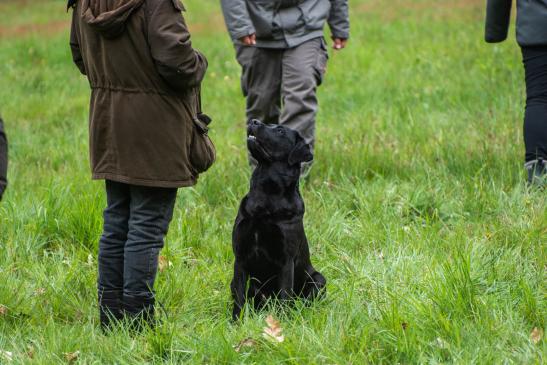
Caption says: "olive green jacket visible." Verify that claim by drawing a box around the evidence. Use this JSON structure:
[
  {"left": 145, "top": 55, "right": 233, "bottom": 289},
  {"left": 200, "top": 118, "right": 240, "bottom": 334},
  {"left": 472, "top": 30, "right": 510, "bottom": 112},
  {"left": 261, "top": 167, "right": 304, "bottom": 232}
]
[{"left": 70, "top": 0, "right": 208, "bottom": 188}]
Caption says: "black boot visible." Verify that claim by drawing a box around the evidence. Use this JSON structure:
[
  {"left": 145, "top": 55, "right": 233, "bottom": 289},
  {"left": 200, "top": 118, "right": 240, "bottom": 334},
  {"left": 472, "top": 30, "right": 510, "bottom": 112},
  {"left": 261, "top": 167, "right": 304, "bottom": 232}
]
[
  {"left": 98, "top": 289, "right": 123, "bottom": 331},
  {"left": 123, "top": 294, "right": 156, "bottom": 332},
  {"left": 525, "top": 158, "right": 546, "bottom": 187}
]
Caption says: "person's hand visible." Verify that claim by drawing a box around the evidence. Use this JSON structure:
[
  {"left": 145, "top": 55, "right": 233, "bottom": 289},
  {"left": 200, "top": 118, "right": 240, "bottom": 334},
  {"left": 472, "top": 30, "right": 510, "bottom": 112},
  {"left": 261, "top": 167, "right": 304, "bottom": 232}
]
[
  {"left": 332, "top": 38, "right": 348, "bottom": 50},
  {"left": 239, "top": 33, "right": 256, "bottom": 46}
]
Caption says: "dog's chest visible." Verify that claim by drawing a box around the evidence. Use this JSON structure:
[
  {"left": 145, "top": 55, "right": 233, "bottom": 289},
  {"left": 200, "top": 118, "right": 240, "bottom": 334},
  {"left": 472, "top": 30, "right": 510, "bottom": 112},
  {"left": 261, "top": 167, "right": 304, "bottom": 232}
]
[
  {"left": 235, "top": 195, "right": 304, "bottom": 266},
  {"left": 247, "top": 223, "right": 287, "bottom": 262}
]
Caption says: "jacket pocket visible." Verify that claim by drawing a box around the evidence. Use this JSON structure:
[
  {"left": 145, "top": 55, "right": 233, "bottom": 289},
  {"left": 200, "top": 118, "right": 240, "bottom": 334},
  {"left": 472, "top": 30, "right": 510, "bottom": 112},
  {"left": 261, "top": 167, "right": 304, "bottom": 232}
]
[
  {"left": 188, "top": 114, "right": 216, "bottom": 174},
  {"left": 298, "top": 0, "right": 331, "bottom": 31},
  {"left": 181, "top": 89, "right": 216, "bottom": 175}
]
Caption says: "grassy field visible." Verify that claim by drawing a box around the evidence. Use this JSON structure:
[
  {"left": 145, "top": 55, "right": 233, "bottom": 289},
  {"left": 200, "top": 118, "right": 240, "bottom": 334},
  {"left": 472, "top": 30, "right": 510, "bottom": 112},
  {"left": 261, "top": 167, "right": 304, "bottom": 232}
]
[{"left": 0, "top": 0, "right": 545, "bottom": 363}]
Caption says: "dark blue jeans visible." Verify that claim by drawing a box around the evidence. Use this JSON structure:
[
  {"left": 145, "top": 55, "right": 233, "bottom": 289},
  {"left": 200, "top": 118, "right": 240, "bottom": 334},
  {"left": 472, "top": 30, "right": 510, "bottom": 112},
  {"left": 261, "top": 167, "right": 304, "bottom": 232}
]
[
  {"left": 522, "top": 46, "right": 547, "bottom": 163},
  {"left": 98, "top": 180, "right": 177, "bottom": 300}
]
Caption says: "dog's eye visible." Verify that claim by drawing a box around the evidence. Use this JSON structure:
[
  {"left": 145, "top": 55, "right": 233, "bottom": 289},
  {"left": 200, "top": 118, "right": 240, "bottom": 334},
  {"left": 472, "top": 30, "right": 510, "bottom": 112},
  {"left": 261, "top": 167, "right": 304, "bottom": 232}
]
[{"left": 277, "top": 128, "right": 284, "bottom": 134}]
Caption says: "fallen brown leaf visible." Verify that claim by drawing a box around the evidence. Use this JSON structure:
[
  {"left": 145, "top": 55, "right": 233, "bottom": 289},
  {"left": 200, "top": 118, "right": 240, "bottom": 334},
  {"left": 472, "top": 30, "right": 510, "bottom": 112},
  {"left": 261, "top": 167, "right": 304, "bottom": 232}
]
[
  {"left": 0, "top": 305, "right": 7, "bottom": 316},
  {"left": 263, "top": 315, "right": 284, "bottom": 343},
  {"left": 265, "top": 315, "right": 280, "bottom": 329},
  {"left": 158, "top": 256, "right": 172, "bottom": 272},
  {"left": 233, "top": 338, "right": 257, "bottom": 353},
  {"left": 401, "top": 322, "right": 409, "bottom": 331},
  {"left": 531, "top": 327, "right": 543, "bottom": 344},
  {"left": 27, "top": 346, "right": 35, "bottom": 359},
  {"left": 64, "top": 351, "right": 80, "bottom": 363}
]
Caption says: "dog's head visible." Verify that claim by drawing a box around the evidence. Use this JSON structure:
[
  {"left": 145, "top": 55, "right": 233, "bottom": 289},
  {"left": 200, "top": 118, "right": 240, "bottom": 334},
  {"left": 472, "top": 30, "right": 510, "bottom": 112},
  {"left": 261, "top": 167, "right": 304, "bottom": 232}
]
[{"left": 247, "top": 119, "right": 313, "bottom": 166}]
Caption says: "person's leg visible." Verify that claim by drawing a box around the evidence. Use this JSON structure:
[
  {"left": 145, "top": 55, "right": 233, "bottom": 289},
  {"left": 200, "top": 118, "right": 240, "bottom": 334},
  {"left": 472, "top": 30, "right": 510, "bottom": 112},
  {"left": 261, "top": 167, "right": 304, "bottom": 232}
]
[
  {"left": 236, "top": 46, "right": 283, "bottom": 125},
  {"left": 236, "top": 46, "right": 283, "bottom": 166},
  {"left": 0, "top": 117, "right": 7, "bottom": 201},
  {"left": 97, "top": 180, "right": 130, "bottom": 329},
  {"left": 522, "top": 46, "right": 547, "bottom": 185},
  {"left": 280, "top": 37, "right": 328, "bottom": 175},
  {"left": 123, "top": 185, "right": 177, "bottom": 329}
]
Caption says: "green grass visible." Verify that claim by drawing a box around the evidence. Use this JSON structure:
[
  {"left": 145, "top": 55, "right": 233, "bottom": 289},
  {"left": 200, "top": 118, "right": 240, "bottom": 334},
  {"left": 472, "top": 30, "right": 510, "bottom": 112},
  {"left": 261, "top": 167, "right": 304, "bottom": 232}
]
[{"left": 0, "top": 0, "right": 545, "bottom": 363}]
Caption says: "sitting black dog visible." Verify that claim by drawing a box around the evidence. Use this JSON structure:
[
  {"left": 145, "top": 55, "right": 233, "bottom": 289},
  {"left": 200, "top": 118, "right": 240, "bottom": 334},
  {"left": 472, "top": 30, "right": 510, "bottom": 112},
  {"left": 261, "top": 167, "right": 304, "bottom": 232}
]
[{"left": 231, "top": 119, "right": 326, "bottom": 320}]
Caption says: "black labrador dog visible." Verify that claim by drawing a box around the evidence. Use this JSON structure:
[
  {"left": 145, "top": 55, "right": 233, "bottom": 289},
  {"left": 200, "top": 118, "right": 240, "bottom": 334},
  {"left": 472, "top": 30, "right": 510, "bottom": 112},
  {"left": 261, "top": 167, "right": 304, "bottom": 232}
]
[{"left": 231, "top": 119, "right": 326, "bottom": 320}]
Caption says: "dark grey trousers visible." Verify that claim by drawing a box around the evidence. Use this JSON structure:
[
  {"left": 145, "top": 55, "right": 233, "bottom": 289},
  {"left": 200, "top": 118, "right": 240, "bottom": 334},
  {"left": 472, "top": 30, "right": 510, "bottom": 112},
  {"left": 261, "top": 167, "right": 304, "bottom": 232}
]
[
  {"left": 98, "top": 180, "right": 177, "bottom": 300},
  {"left": 236, "top": 37, "right": 329, "bottom": 149},
  {"left": 0, "top": 117, "right": 7, "bottom": 200}
]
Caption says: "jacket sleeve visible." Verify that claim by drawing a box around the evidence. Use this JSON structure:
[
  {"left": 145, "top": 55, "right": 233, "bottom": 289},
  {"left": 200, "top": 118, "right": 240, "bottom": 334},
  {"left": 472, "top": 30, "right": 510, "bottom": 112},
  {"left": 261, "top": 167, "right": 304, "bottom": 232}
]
[
  {"left": 220, "top": 0, "right": 256, "bottom": 41},
  {"left": 70, "top": 6, "right": 86, "bottom": 75},
  {"left": 147, "top": 0, "right": 208, "bottom": 92},
  {"left": 328, "top": 0, "right": 350, "bottom": 39},
  {"left": 0, "top": 118, "right": 8, "bottom": 201},
  {"left": 485, "top": 0, "right": 512, "bottom": 43}
]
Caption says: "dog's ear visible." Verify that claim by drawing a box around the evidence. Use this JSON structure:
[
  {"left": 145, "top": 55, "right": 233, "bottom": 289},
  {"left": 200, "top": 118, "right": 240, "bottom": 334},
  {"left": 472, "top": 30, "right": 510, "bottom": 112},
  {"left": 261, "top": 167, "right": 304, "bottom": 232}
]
[{"left": 288, "top": 140, "right": 313, "bottom": 166}]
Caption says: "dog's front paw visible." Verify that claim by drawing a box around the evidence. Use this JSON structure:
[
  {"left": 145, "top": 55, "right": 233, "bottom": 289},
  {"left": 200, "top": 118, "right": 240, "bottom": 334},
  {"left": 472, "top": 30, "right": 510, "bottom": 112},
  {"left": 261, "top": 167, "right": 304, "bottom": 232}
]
[{"left": 231, "top": 307, "right": 242, "bottom": 322}]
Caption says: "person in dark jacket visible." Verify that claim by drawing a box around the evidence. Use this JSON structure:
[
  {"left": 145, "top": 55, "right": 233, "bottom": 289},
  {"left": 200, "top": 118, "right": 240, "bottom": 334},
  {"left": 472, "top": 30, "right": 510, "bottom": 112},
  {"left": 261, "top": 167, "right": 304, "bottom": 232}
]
[
  {"left": 69, "top": 0, "right": 208, "bottom": 330},
  {"left": 221, "top": 0, "right": 349, "bottom": 176},
  {"left": 485, "top": 0, "right": 547, "bottom": 186},
  {"left": 0, "top": 116, "right": 7, "bottom": 201}
]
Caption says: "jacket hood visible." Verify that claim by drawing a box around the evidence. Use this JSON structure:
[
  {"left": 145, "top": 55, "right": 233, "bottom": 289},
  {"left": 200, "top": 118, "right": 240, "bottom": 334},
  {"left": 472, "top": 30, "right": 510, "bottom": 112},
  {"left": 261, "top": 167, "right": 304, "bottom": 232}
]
[{"left": 79, "top": 0, "right": 144, "bottom": 39}]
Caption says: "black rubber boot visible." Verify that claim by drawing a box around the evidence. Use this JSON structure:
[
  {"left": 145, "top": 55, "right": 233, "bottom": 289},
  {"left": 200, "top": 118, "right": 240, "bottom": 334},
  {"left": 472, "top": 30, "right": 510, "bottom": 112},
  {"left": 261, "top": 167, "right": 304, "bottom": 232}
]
[
  {"left": 525, "top": 158, "right": 546, "bottom": 187},
  {"left": 98, "top": 289, "right": 123, "bottom": 331},
  {"left": 123, "top": 294, "right": 156, "bottom": 332}
]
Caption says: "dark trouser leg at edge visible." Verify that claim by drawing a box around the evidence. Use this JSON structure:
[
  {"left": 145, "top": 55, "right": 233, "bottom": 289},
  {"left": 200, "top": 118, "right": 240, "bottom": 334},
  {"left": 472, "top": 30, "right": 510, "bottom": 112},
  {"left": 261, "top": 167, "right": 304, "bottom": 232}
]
[
  {"left": 522, "top": 46, "right": 547, "bottom": 186},
  {"left": 0, "top": 117, "right": 8, "bottom": 201}
]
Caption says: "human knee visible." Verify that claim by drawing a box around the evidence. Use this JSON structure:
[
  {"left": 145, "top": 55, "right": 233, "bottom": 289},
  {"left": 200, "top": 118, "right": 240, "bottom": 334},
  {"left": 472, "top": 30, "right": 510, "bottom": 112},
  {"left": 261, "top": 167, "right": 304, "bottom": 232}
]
[
  {"left": 288, "top": 74, "right": 317, "bottom": 95},
  {"left": 527, "top": 93, "right": 547, "bottom": 106},
  {"left": 126, "top": 214, "right": 170, "bottom": 249},
  {"left": 101, "top": 213, "right": 129, "bottom": 246}
]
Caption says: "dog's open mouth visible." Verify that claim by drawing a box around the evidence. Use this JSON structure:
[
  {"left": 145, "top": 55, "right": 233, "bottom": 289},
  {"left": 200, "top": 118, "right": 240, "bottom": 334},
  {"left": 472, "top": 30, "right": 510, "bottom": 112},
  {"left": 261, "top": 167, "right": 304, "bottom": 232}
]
[
  {"left": 247, "top": 132, "right": 261, "bottom": 147},
  {"left": 247, "top": 129, "right": 259, "bottom": 143},
  {"left": 247, "top": 132, "right": 272, "bottom": 161}
]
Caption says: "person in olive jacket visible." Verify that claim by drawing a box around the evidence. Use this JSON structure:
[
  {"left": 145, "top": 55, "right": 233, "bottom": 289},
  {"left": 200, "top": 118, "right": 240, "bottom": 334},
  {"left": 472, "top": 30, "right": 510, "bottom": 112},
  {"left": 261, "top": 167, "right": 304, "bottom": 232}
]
[
  {"left": 485, "top": 0, "right": 547, "bottom": 186},
  {"left": 69, "top": 0, "right": 207, "bottom": 330},
  {"left": 0, "top": 116, "right": 7, "bottom": 201}
]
